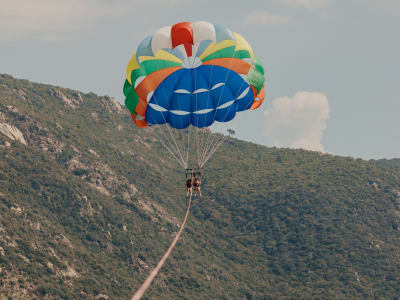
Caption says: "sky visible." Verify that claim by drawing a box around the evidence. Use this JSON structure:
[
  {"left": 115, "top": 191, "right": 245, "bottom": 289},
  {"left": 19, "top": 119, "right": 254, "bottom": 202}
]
[{"left": 1, "top": 0, "right": 399, "bottom": 159}]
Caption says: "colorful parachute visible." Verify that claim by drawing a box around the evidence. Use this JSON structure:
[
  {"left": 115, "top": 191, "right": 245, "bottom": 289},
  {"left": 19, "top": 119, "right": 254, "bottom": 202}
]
[
  {"left": 123, "top": 21, "right": 265, "bottom": 168},
  {"left": 123, "top": 21, "right": 265, "bottom": 129}
]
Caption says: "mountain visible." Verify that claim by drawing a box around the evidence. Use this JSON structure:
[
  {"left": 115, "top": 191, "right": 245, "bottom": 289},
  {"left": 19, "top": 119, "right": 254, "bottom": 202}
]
[
  {"left": 1, "top": 73, "right": 399, "bottom": 299},
  {"left": 372, "top": 158, "right": 400, "bottom": 173}
]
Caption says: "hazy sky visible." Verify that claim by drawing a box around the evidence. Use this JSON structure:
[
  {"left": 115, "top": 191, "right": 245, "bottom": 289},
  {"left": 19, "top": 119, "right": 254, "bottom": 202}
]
[{"left": 1, "top": 0, "right": 399, "bottom": 159}]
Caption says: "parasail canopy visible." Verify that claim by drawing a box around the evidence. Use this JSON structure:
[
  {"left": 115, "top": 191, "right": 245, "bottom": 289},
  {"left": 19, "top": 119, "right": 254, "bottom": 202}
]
[{"left": 123, "top": 21, "right": 266, "bottom": 168}]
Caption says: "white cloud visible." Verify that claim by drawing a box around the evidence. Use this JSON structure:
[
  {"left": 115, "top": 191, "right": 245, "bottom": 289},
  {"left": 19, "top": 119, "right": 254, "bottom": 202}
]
[
  {"left": 244, "top": 11, "right": 291, "bottom": 25},
  {"left": 264, "top": 92, "right": 330, "bottom": 152},
  {"left": 279, "top": 0, "right": 331, "bottom": 9}
]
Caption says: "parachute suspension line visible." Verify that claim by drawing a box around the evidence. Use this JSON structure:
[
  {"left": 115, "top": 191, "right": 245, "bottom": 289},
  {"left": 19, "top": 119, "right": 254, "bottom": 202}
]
[
  {"left": 156, "top": 125, "right": 186, "bottom": 168},
  {"left": 151, "top": 120, "right": 186, "bottom": 168},
  {"left": 201, "top": 41, "right": 249, "bottom": 167},
  {"left": 200, "top": 130, "right": 218, "bottom": 166},
  {"left": 200, "top": 45, "right": 236, "bottom": 166},
  {"left": 199, "top": 128, "right": 208, "bottom": 167},
  {"left": 199, "top": 128, "right": 206, "bottom": 164},
  {"left": 194, "top": 128, "right": 198, "bottom": 167},
  {"left": 186, "top": 126, "right": 190, "bottom": 167},
  {"left": 148, "top": 126, "right": 185, "bottom": 168},
  {"left": 175, "top": 80, "right": 188, "bottom": 168},
  {"left": 200, "top": 133, "right": 220, "bottom": 167},
  {"left": 197, "top": 128, "right": 202, "bottom": 167},
  {"left": 130, "top": 193, "right": 193, "bottom": 300},
  {"left": 181, "top": 127, "right": 189, "bottom": 169},
  {"left": 197, "top": 47, "right": 217, "bottom": 168},
  {"left": 193, "top": 69, "right": 201, "bottom": 168},
  {"left": 200, "top": 63, "right": 249, "bottom": 167},
  {"left": 151, "top": 71, "right": 187, "bottom": 167},
  {"left": 201, "top": 134, "right": 228, "bottom": 167},
  {"left": 200, "top": 131, "right": 212, "bottom": 165},
  {"left": 156, "top": 120, "right": 186, "bottom": 168}
]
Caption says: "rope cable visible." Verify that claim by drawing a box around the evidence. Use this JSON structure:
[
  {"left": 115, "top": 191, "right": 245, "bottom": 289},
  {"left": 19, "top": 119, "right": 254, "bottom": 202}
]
[{"left": 131, "top": 193, "right": 193, "bottom": 300}]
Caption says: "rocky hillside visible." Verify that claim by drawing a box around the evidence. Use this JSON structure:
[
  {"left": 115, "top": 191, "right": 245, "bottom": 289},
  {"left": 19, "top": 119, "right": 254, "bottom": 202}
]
[{"left": 1, "top": 74, "right": 399, "bottom": 299}]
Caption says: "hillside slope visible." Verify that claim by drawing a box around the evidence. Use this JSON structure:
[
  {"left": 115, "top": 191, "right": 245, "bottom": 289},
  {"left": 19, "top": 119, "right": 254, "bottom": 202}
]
[
  {"left": 1, "top": 74, "right": 399, "bottom": 299},
  {"left": 373, "top": 158, "right": 400, "bottom": 173}
]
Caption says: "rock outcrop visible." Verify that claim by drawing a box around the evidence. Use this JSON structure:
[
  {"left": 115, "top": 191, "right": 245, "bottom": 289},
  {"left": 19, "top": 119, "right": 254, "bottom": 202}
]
[
  {"left": 48, "top": 88, "right": 80, "bottom": 109},
  {"left": 0, "top": 123, "right": 26, "bottom": 145}
]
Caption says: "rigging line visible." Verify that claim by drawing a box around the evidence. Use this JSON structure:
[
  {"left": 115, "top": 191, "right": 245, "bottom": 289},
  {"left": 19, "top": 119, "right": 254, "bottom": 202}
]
[
  {"left": 203, "top": 133, "right": 222, "bottom": 163},
  {"left": 149, "top": 126, "right": 184, "bottom": 168},
  {"left": 197, "top": 128, "right": 201, "bottom": 167},
  {"left": 200, "top": 130, "right": 214, "bottom": 167},
  {"left": 150, "top": 106, "right": 186, "bottom": 167},
  {"left": 186, "top": 126, "right": 190, "bottom": 168},
  {"left": 182, "top": 127, "right": 189, "bottom": 169},
  {"left": 152, "top": 125, "right": 182, "bottom": 166},
  {"left": 202, "top": 39, "right": 237, "bottom": 161},
  {"left": 200, "top": 121, "right": 217, "bottom": 165},
  {"left": 201, "top": 67, "right": 249, "bottom": 167},
  {"left": 175, "top": 67, "right": 187, "bottom": 167},
  {"left": 152, "top": 109, "right": 186, "bottom": 167},
  {"left": 174, "top": 96, "right": 185, "bottom": 168},
  {"left": 158, "top": 135, "right": 185, "bottom": 168},
  {"left": 201, "top": 134, "right": 228, "bottom": 167},
  {"left": 201, "top": 134, "right": 225, "bottom": 167},
  {"left": 198, "top": 43, "right": 218, "bottom": 167},
  {"left": 131, "top": 193, "right": 193, "bottom": 300},
  {"left": 199, "top": 128, "right": 205, "bottom": 164},
  {"left": 200, "top": 128, "right": 219, "bottom": 166},
  {"left": 152, "top": 68, "right": 187, "bottom": 166},
  {"left": 201, "top": 53, "right": 249, "bottom": 167},
  {"left": 193, "top": 68, "right": 201, "bottom": 168},
  {"left": 199, "top": 112, "right": 214, "bottom": 162},
  {"left": 197, "top": 128, "right": 204, "bottom": 168},
  {"left": 154, "top": 124, "right": 186, "bottom": 168},
  {"left": 152, "top": 125, "right": 180, "bottom": 161},
  {"left": 178, "top": 127, "right": 187, "bottom": 169},
  {"left": 200, "top": 127, "right": 207, "bottom": 164},
  {"left": 202, "top": 131, "right": 229, "bottom": 166}
]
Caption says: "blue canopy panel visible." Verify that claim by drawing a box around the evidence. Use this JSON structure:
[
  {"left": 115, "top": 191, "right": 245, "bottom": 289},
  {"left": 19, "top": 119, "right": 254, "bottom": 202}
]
[{"left": 145, "top": 65, "right": 254, "bottom": 129}]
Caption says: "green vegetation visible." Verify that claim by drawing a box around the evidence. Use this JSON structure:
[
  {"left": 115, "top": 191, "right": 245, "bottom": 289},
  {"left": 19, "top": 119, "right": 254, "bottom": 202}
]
[
  {"left": 0, "top": 74, "right": 399, "bottom": 299},
  {"left": 373, "top": 158, "right": 400, "bottom": 172}
]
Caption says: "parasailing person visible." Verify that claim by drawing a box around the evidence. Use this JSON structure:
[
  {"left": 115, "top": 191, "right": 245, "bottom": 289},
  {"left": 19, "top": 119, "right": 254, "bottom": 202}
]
[
  {"left": 186, "top": 178, "right": 193, "bottom": 197},
  {"left": 193, "top": 177, "right": 201, "bottom": 197}
]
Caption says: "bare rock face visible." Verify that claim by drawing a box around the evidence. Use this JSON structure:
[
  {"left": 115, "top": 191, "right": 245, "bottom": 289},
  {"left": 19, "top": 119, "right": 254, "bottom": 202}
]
[
  {"left": 91, "top": 112, "right": 99, "bottom": 121},
  {"left": 38, "top": 135, "right": 64, "bottom": 153},
  {"left": 73, "top": 92, "right": 83, "bottom": 102},
  {"left": 48, "top": 88, "right": 80, "bottom": 109},
  {"left": 129, "top": 183, "right": 138, "bottom": 194},
  {"left": 6, "top": 105, "right": 18, "bottom": 113},
  {"left": 100, "top": 96, "right": 122, "bottom": 114},
  {"left": 12, "top": 89, "right": 27, "bottom": 100},
  {"left": 67, "top": 158, "right": 87, "bottom": 171},
  {"left": 0, "top": 123, "right": 27, "bottom": 145},
  {"left": 89, "top": 148, "right": 100, "bottom": 157}
]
